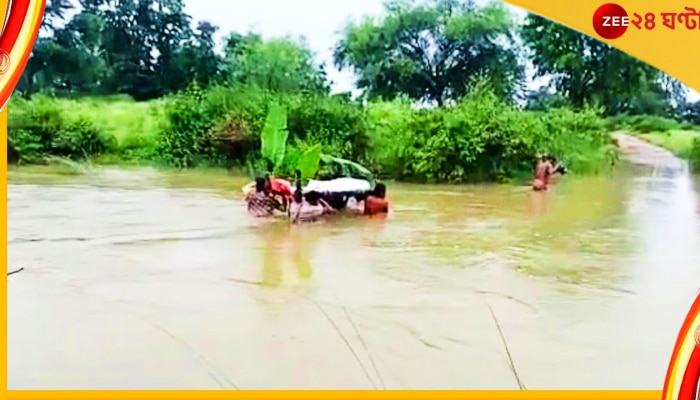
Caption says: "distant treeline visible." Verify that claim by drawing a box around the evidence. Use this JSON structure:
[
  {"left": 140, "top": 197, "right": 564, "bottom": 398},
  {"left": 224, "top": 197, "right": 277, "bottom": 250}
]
[
  {"left": 22, "top": 0, "right": 700, "bottom": 121},
  {"left": 8, "top": 0, "right": 700, "bottom": 177}
]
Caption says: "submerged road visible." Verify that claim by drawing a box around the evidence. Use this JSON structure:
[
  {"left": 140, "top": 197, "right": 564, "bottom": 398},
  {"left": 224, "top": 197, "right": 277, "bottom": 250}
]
[{"left": 7, "top": 134, "right": 700, "bottom": 389}]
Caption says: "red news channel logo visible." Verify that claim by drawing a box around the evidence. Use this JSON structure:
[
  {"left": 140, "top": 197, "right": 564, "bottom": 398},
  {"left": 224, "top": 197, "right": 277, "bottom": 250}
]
[
  {"left": 593, "top": 3, "right": 631, "bottom": 39},
  {"left": 593, "top": 3, "right": 700, "bottom": 39},
  {"left": 0, "top": 50, "right": 9, "bottom": 75}
]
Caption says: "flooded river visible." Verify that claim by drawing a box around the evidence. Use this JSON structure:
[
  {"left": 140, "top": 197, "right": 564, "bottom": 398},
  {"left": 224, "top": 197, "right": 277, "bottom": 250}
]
[{"left": 8, "top": 137, "right": 700, "bottom": 390}]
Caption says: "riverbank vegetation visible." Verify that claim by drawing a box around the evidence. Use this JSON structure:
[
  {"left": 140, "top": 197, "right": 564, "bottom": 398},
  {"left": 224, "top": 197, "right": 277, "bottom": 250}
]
[
  {"left": 8, "top": 0, "right": 700, "bottom": 181},
  {"left": 635, "top": 130, "right": 700, "bottom": 159}
]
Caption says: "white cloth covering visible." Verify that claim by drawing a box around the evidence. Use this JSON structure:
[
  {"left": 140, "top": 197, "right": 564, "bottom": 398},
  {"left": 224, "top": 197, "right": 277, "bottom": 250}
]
[{"left": 303, "top": 178, "right": 371, "bottom": 193}]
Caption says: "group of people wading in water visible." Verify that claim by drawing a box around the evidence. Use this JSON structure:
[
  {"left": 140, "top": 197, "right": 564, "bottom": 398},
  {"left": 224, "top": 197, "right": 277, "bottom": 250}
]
[
  {"left": 246, "top": 154, "right": 563, "bottom": 222},
  {"left": 246, "top": 170, "right": 389, "bottom": 223}
]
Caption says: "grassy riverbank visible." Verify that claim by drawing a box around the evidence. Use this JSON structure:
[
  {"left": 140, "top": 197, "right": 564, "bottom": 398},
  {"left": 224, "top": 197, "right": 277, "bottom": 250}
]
[
  {"left": 10, "top": 88, "right": 700, "bottom": 180},
  {"left": 604, "top": 114, "right": 700, "bottom": 171},
  {"left": 636, "top": 130, "right": 698, "bottom": 154},
  {"left": 17, "top": 0, "right": 700, "bottom": 182},
  {"left": 7, "top": 82, "right": 623, "bottom": 184},
  {"left": 634, "top": 131, "right": 700, "bottom": 168}
]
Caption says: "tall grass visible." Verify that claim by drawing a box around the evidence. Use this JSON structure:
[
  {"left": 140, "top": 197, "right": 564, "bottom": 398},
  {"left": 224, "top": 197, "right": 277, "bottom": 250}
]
[
  {"left": 636, "top": 130, "right": 700, "bottom": 158},
  {"left": 74, "top": 96, "right": 167, "bottom": 151},
  {"left": 8, "top": 95, "right": 167, "bottom": 163},
  {"left": 689, "top": 138, "right": 700, "bottom": 172},
  {"left": 605, "top": 114, "right": 698, "bottom": 133},
  {"left": 601, "top": 113, "right": 700, "bottom": 171}
]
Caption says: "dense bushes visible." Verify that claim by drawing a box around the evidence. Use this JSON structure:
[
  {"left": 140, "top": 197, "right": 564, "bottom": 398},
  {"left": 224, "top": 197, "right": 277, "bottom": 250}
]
[
  {"left": 151, "top": 81, "right": 616, "bottom": 182},
  {"left": 364, "top": 82, "right": 616, "bottom": 182},
  {"left": 8, "top": 82, "right": 619, "bottom": 182},
  {"left": 8, "top": 96, "right": 118, "bottom": 163},
  {"left": 689, "top": 138, "right": 700, "bottom": 173},
  {"left": 605, "top": 114, "right": 697, "bottom": 133},
  {"left": 153, "top": 85, "right": 370, "bottom": 170},
  {"left": 7, "top": 95, "right": 167, "bottom": 164}
]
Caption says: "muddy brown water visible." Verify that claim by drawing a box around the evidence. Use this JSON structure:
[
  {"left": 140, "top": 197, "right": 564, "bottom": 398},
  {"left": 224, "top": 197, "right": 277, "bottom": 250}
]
[{"left": 8, "top": 139, "right": 700, "bottom": 389}]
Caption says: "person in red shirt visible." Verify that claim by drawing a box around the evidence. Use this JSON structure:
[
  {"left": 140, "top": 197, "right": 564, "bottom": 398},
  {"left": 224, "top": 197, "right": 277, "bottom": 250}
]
[
  {"left": 364, "top": 182, "right": 389, "bottom": 216},
  {"left": 265, "top": 174, "right": 293, "bottom": 211},
  {"left": 247, "top": 178, "right": 285, "bottom": 217}
]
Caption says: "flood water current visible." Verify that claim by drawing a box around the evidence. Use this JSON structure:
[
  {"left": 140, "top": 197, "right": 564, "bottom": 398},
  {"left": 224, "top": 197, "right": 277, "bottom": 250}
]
[{"left": 7, "top": 135, "right": 700, "bottom": 389}]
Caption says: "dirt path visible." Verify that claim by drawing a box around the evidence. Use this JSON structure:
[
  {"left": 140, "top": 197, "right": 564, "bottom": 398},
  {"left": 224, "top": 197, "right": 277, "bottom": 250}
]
[{"left": 613, "top": 132, "right": 687, "bottom": 169}]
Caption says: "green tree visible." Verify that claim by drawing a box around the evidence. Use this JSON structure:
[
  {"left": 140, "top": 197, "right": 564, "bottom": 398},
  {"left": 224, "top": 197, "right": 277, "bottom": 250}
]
[
  {"left": 524, "top": 86, "right": 569, "bottom": 111},
  {"left": 226, "top": 35, "right": 329, "bottom": 95},
  {"left": 173, "top": 21, "right": 225, "bottom": 90},
  {"left": 43, "top": 0, "right": 74, "bottom": 32},
  {"left": 20, "top": 0, "right": 217, "bottom": 99},
  {"left": 19, "top": 13, "right": 108, "bottom": 96},
  {"left": 521, "top": 14, "right": 685, "bottom": 116},
  {"left": 149, "top": 0, "right": 197, "bottom": 95},
  {"left": 98, "top": 0, "right": 194, "bottom": 98},
  {"left": 676, "top": 99, "right": 700, "bottom": 125},
  {"left": 333, "top": 0, "right": 523, "bottom": 105}
]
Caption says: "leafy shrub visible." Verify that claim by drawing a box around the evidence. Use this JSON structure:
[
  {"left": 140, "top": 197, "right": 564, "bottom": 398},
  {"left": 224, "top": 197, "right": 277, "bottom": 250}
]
[
  {"left": 9, "top": 81, "right": 617, "bottom": 183},
  {"left": 156, "top": 86, "right": 222, "bottom": 168},
  {"left": 8, "top": 129, "right": 44, "bottom": 163},
  {"left": 155, "top": 84, "right": 373, "bottom": 170},
  {"left": 207, "top": 113, "right": 258, "bottom": 167},
  {"left": 689, "top": 138, "right": 700, "bottom": 173},
  {"left": 538, "top": 107, "right": 616, "bottom": 175},
  {"left": 630, "top": 115, "right": 682, "bottom": 133},
  {"left": 608, "top": 114, "right": 683, "bottom": 133},
  {"left": 363, "top": 79, "right": 615, "bottom": 182},
  {"left": 286, "top": 94, "right": 370, "bottom": 162},
  {"left": 361, "top": 97, "right": 414, "bottom": 178},
  {"left": 51, "top": 118, "right": 117, "bottom": 158},
  {"left": 8, "top": 95, "right": 116, "bottom": 163},
  {"left": 603, "top": 115, "right": 627, "bottom": 132}
]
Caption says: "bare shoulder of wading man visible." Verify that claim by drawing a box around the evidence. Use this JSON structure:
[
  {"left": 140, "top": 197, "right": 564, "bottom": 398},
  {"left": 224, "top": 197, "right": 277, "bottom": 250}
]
[{"left": 365, "top": 182, "right": 389, "bottom": 216}]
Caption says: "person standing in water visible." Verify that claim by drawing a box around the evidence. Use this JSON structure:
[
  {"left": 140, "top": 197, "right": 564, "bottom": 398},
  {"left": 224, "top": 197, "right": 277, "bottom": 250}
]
[
  {"left": 533, "top": 155, "right": 565, "bottom": 191},
  {"left": 247, "top": 177, "right": 284, "bottom": 217},
  {"left": 291, "top": 191, "right": 335, "bottom": 223},
  {"left": 265, "top": 174, "right": 293, "bottom": 211},
  {"left": 532, "top": 155, "right": 548, "bottom": 191},
  {"left": 364, "top": 182, "right": 389, "bottom": 216},
  {"left": 288, "top": 170, "right": 335, "bottom": 223}
]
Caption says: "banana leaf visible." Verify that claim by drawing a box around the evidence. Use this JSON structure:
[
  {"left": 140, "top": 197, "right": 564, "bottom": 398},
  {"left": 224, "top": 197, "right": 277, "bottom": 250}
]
[
  {"left": 260, "top": 103, "right": 289, "bottom": 170},
  {"left": 245, "top": 157, "right": 268, "bottom": 180},
  {"left": 319, "top": 154, "right": 374, "bottom": 181},
  {"left": 296, "top": 144, "right": 322, "bottom": 180}
]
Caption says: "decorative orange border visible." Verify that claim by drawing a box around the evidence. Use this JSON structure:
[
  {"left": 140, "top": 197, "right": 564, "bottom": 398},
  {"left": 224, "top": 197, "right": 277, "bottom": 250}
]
[
  {"left": 1, "top": 391, "right": 665, "bottom": 399},
  {"left": 0, "top": 0, "right": 44, "bottom": 110},
  {"left": 1, "top": 0, "right": 699, "bottom": 398},
  {"left": 663, "top": 292, "right": 700, "bottom": 400},
  {"left": 2, "top": 103, "right": 8, "bottom": 397}
]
